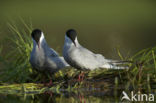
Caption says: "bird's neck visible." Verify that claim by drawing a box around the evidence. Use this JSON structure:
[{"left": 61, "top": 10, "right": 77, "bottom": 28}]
[
  {"left": 32, "top": 38, "right": 49, "bottom": 53},
  {"left": 74, "top": 37, "right": 79, "bottom": 46}
]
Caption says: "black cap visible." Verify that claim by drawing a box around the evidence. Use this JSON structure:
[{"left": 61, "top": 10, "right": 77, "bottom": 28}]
[
  {"left": 31, "top": 29, "right": 42, "bottom": 44},
  {"left": 66, "top": 29, "right": 77, "bottom": 46}
]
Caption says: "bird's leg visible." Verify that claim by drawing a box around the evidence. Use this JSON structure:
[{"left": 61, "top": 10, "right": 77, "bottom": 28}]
[
  {"left": 47, "top": 74, "right": 53, "bottom": 87},
  {"left": 48, "top": 79, "right": 53, "bottom": 86},
  {"left": 43, "top": 74, "right": 53, "bottom": 87},
  {"left": 78, "top": 71, "right": 85, "bottom": 82},
  {"left": 44, "top": 79, "right": 53, "bottom": 87}
]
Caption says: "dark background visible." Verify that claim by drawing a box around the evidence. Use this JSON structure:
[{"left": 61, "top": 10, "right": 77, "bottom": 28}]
[{"left": 0, "top": 0, "right": 156, "bottom": 59}]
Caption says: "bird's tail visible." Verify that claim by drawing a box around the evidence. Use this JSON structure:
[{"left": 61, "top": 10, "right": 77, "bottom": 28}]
[
  {"left": 106, "top": 59, "right": 132, "bottom": 65},
  {"left": 101, "top": 59, "right": 132, "bottom": 69}
]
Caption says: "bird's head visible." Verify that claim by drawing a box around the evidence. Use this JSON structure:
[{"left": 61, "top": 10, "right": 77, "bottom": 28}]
[
  {"left": 31, "top": 29, "right": 44, "bottom": 48},
  {"left": 66, "top": 29, "right": 77, "bottom": 46}
]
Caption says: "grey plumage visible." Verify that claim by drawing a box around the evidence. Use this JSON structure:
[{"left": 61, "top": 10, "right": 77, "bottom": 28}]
[
  {"left": 30, "top": 29, "right": 69, "bottom": 74},
  {"left": 63, "top": 29, "right": 130, "bottom": 70}
]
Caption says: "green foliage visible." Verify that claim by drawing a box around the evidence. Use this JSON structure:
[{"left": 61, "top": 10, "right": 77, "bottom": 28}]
[{"left": 0, "top": 20, "right": 38, "bottom": 83}]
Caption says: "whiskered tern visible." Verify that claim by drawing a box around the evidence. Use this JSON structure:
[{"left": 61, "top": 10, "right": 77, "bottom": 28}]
[
  {"left": 63, "top": 29, "right": 130, "bottom": 70},
  {"left": 30, "top": 29, "right": 69, "bottom": 74}
]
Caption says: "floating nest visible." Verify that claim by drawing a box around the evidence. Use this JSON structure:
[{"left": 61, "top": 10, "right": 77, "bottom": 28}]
[{"left": 0, "top": 68, "right": 132, "bottom": 95}]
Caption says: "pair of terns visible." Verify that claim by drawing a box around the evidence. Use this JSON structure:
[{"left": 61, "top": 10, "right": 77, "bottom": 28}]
[{"left": 30, "top": 29, "right": 129, "bottom": 74}]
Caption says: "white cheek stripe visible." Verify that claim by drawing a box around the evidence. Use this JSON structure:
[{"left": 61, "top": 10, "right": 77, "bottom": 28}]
[{"left": 40, "top": 32, "right": 44, "bottom": 42}]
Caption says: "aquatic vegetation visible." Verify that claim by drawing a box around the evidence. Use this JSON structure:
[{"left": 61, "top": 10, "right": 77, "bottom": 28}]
[{"left": 0, "top": 20, "right": 38, "bottom": 83}]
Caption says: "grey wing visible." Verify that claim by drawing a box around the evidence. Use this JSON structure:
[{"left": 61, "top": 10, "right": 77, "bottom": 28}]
[
  {"left": 77, "top": 46, "right": 104, "bottom": 66},
  {"left": 81, "top": 47, "right": 104, "bottom": 61},
  {"left": 80, "top": 47, "right": 123, "bottom": 67},
  {"left": 47, "top": 48, "right": 59, "bottom": 57},
  {"left": 79, "top": 46, "right": 95, "bottom": 56},
  {"left": 58, "top": 57, "right": 70, "bottom": 67},
  {"left": 45, "top": 56, "right": 69, "bottom": 71},
  {"left": 79, "top": 47, "right": 130, "bottom": 69}
]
